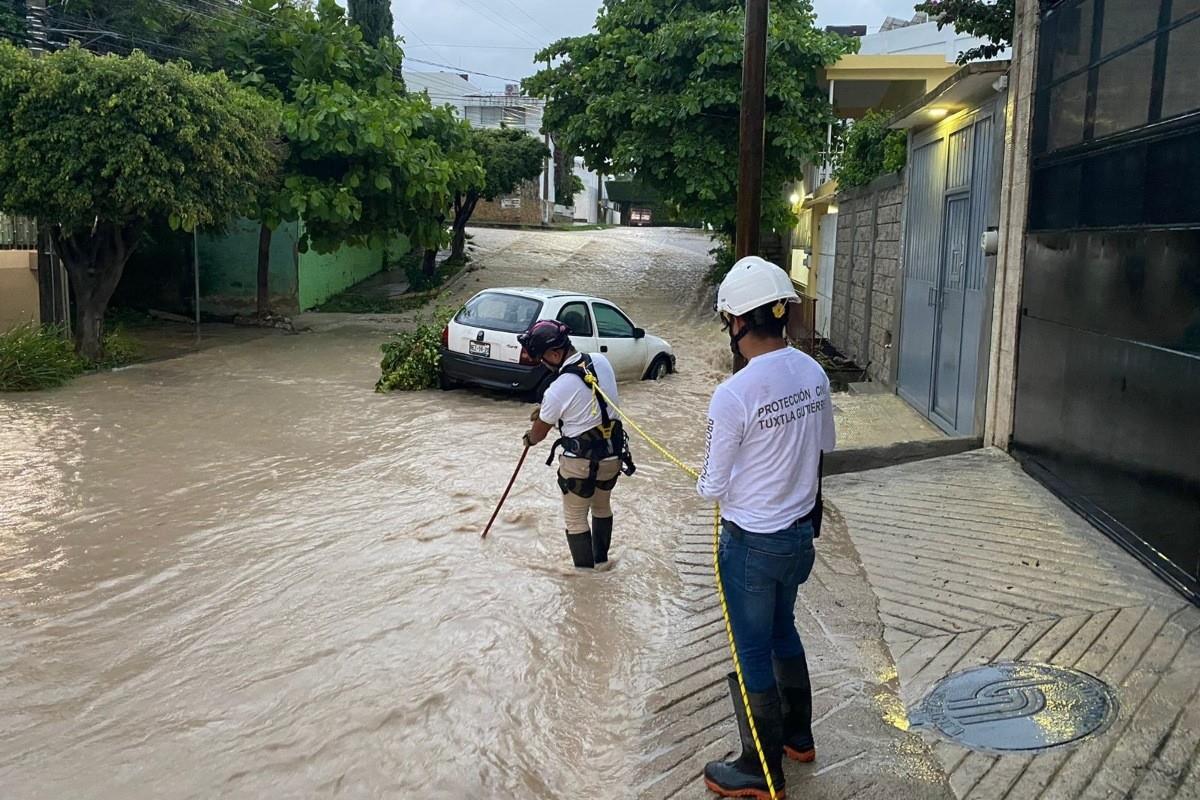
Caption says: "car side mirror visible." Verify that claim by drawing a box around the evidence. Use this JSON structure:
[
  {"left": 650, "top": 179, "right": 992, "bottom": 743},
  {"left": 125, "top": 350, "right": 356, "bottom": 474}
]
[{"left": 633, "top": 327, "right": 645, "bottom": 340}]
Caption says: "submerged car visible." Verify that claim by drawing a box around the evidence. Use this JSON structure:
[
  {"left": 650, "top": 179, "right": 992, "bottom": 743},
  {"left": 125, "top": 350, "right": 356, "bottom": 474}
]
[{"left": 440, "top": 288, "right": 675, "bottom": 397}]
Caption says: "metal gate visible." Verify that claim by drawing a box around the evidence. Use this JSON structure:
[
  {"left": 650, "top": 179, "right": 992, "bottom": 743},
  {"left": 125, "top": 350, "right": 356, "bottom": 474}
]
[
  {"left": 897, "top": 104, "right": 1001, "bottom": 436},
  {"left": 815, "top": 212, "right": 837, "bottom": 338}
]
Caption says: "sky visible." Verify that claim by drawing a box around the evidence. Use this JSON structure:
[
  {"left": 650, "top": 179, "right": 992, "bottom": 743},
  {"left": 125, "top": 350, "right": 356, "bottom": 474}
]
[{"left": 393, "top": 0, "right": 927, "bottom": 92}]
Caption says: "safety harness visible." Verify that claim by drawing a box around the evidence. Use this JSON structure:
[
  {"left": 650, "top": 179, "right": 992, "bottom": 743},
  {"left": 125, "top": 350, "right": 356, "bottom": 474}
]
[{"left": 546, "top": 354, "right": 636, "bottom": 498}]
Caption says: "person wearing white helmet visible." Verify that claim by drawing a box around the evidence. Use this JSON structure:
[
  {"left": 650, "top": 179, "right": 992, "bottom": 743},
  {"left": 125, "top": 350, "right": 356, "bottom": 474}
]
[{"left": 697, "top": 256, "right": 836, "bottom": 799}]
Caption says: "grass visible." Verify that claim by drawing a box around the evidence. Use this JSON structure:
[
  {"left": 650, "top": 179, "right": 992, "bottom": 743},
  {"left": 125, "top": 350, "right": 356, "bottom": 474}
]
[
  {"left": 0, "top": 324, "right": 84, "bottom": 391},
  {"left": 0, "top": 324, "right": 143, "bottom": 392}
]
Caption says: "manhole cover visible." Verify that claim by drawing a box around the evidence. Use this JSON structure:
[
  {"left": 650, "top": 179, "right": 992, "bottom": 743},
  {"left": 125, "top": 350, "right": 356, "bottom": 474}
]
[{"left": 910, "top": 661, "right": 1118, "bottom": 753}]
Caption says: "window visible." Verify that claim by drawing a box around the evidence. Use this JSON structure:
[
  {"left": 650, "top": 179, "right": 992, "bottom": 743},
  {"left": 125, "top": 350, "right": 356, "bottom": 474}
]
[
  {"left": 1093, "top": 39, "right": 1157, "bottom": 137},
  {"left": 1100, "top": 0, "right": 1158, "bottom": 56},
  {"left": 1163, "top": 19, "right": 1200, "bottom": 119},
  {"left": 557, "top": 302, "right": 593, "bottom": 336},
  {"left": 593, "top": 304, "right": 635, "bottom": 338},
  {"left": 456, "top": 292, "right": 541, "bottom": 333},
  {"left": 1174, "top": 0, "right": 1200, "bottom": 22},
  {"left": 1047, "top": 73, "right": 1089, "bottom": 151},
  {"left": 1051, "top": 0, "right": 1094, "bottom": 80}
]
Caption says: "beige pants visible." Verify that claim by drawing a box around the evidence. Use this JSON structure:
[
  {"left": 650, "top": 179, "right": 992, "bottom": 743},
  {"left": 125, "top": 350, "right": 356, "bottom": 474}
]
[{"left": 559, "top": 456, "right": 621, "bottom": 533}]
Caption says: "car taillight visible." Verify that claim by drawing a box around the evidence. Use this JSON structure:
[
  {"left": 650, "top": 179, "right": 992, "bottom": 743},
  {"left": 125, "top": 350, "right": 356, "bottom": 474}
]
[
  {"left": 441, "top": 326, "right": 449, "bottom": 348},
  {"left": 519, "top": 348, "right": 537, "bottom": 366}
]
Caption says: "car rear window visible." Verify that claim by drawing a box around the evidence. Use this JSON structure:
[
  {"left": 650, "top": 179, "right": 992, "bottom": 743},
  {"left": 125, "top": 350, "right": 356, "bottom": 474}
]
[{"left": 456, "top": 292, "right": 542, "bottom": 333}]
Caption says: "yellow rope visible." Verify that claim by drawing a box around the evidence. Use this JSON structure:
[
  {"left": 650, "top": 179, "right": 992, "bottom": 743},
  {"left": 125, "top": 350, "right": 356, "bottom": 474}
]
[{"left": 581, "top": 376, "right": 779, "bottom": 800}]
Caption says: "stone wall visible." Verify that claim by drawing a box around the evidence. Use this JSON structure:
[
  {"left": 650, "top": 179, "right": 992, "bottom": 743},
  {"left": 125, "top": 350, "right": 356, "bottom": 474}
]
[
  {"left": 472, "top": 180, "right": 543, "bottom": 226},
  {"left": 830, "top": 172, "right": 905, "bottom": 385}
]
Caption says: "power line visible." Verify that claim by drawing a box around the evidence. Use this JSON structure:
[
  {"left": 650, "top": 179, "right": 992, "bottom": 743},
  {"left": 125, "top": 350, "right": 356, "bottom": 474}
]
[
  {"left": 444, "top": 0, "right": 543, "bottom": 49},
  {"left": 404, "top": 56, "right": 525, "bottom": 83},
  {"left": 409, "top": 43, "right": 539, "bottom": 50},
  {"left": 491, "top": 0, "right": 556, "bottom": 40}
]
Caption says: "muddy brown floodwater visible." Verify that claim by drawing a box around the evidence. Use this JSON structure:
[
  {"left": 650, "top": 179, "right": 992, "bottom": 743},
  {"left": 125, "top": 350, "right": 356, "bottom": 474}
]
[{"left": 1, "top": 228, "right": 745, "bottom": 799}]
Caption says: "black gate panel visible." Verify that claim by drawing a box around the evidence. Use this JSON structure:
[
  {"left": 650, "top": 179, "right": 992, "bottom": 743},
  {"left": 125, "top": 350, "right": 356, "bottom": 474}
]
[{"left": 1018, "top": 0, "right": 1200, "bottom": 601}]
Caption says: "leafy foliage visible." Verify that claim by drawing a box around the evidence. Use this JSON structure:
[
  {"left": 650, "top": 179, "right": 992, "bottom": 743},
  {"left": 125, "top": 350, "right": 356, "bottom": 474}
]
[
  {"left": 39, "top": 0, "right": 236, "bottom": 67},
  {"left": 524, "top": 0, "right": 855, "bottom": 240},
  {"left": 832, "top": 110, "right": 908, "bottom": 189},
  {"left": 0, "top": 0, "right": 25, "bottom": 43},
  {"left": 915, "top": 0, "right": 1015, "bottom": 64},
  {"left": 447, "top": 127, "right": 547, "bottom": 260},
  {"left": 221, "top": 0, "right": 479, "bottom": 257},
  {"left": 90, "top": 328, "right": 142, "bottom": 370},
  {"left": 706, "top": 235, "right": 737, "bottom": 285},
  {"left": 348, "top": 0, "right": 394, "bottom": 46},
  {"left": 376, "top": 305, "right": 458, "bottom": 392},
  {"left": 0, "top": 42, "right": 282, "bottom": 359},
  {"left": 0, "top": 325, "right": 83, "bottom": 391}
]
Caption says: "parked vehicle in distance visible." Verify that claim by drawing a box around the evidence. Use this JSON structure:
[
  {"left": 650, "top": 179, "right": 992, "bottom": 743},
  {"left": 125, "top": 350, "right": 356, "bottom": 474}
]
[{"left": 440, "top": 288, "right": 675, "bottom": 398}]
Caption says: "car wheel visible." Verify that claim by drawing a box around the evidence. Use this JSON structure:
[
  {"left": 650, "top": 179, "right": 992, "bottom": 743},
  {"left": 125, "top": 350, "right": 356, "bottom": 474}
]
[
  {"left": 438, "top": 371, "right": 459, "bottom": 391},
  {"left": 645, "top": 355, "right": 671, "bottom": 381}
]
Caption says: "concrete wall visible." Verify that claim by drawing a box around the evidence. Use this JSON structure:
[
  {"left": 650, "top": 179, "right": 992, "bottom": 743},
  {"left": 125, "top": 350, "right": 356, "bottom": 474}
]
[
  {"left": 198, "top": 220, "right": 301, "bottom": 316},
  {"left": 984, "top": 0, "right": 1041, "bottom": 449},
  {"left": 0, "top": 250, "right": 39, "bottom": 330},
  {"left": 857, "top": 19, "right": 993, "bottom": 63},
  {"left": 472, "top": 180, "right": 543, "bottom": 226},
  {"left": 297, "top": 232, "right": 407, "bottom": 311},
  {"left": 830, "top": 173, "right": 905, "bottom": 385},
  {"left": 196, "top": 220, "right": 399, "bottom": 315}
]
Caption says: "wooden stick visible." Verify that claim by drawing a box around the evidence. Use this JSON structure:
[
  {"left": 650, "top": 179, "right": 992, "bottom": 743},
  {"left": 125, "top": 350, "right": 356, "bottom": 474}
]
[{"left": 481, "top": 445, "right": 531, "bottom": 539}]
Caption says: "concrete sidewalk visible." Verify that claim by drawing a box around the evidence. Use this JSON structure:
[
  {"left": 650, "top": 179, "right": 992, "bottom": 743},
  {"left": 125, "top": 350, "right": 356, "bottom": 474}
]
[
  {"left": 829, "top": 450, "right": 1200, "bottom": 800},
  {"left": 640, "top": 449, "right": 1199, "bottom": 800}
]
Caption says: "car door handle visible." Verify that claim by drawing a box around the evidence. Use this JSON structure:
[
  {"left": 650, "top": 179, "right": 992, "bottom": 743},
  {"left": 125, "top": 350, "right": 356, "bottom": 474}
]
[{"left": 600, "top": 345, "right": 608, "bottom": 352}]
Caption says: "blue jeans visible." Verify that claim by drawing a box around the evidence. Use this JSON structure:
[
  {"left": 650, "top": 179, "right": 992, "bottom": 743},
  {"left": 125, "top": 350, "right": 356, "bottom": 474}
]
[{"left": 718, "top": 518, "right": 816, "bottom": 693}]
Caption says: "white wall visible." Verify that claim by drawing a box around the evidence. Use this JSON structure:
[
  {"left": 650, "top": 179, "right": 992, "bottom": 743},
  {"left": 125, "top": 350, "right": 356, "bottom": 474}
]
[{"left": 858, "top": 20, "right": 1000, "bottom": 63}]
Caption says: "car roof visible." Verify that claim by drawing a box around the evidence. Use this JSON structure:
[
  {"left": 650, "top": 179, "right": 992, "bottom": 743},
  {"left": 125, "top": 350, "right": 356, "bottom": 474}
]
[{"left": 482, "top": 287, "right": 592, "bottom": 301}]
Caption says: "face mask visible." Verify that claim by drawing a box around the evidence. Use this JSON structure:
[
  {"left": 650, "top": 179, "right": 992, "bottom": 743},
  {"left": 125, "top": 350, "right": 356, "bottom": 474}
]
[{"left": 721, "top": 312, "right": 750, "bottom": 359}]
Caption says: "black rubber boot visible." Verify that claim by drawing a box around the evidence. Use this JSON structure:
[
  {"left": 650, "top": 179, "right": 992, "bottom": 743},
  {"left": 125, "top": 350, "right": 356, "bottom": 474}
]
[
  {"left": 566, "top": 530, "right": 595, "bottom": 569},
  {"left": 703, "top": 672, "right": 786, "bottom": 799},
  {"left": 592, "top": 515, "right": 613, "bottom": 567},
  {"left": 774, "top": 656, "right": 815, "bottom": 762}
]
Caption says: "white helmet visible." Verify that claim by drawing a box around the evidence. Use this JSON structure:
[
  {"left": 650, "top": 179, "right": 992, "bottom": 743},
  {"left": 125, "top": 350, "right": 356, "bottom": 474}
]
[{"left": 715, "top": 256, "right": 799, "bottom": 317}]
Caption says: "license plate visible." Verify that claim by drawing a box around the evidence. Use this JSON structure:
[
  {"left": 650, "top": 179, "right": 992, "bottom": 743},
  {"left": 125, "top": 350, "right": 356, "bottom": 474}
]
[{"left": 469, "top": 341, "right": 491, "bottom": 358}]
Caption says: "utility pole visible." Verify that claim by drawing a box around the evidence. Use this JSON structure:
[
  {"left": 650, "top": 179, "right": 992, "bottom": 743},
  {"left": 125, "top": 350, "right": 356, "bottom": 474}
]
[
  {"left": 543, "top": 59, "right": 552, "bottom": 226},
  {"left": 735, "top": 0, "right": 768, "bottom": 260},
  {"left": 731, "top": 0, "right": 768, "bottom": 372}
]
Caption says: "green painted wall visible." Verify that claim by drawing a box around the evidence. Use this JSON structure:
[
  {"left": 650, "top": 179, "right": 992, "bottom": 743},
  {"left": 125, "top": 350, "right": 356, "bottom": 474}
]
[
  {"left": 297, "top": 230, "right": 409, "bottom": 311},
  {"left": 198, "top": 219, "right": 299, "bottom": 315},
  {"left": 198, "top": 220, "right": 411, "bottom": 315}
]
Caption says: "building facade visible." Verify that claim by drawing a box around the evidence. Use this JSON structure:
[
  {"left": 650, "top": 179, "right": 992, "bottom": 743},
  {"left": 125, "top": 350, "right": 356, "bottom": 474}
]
[{"left": 989, "top": 0, "right": 1200, "bottom": 600}]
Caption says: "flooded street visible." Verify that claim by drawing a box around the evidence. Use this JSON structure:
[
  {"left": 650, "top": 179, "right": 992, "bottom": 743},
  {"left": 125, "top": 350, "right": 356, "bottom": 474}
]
[{"left": 0, "top": 227, "right": 740, "bottom": 798}]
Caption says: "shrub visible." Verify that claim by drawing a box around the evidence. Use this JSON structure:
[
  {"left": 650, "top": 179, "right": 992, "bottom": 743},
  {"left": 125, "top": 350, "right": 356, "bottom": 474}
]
[
  {"left": 833, "top": 109, "right": 908, "bottom": 189},
  {"left": 376, "top": 305, "right": 458, "bottom": 392},
  {"left": 90, "top": 328, "right": 142, "bottom": 370},
  {"left": 0, "top": 325, "right": 84, "bottom": 391},
  {"left": 705, "top": 235, "right": 737, "bottom": 285}
]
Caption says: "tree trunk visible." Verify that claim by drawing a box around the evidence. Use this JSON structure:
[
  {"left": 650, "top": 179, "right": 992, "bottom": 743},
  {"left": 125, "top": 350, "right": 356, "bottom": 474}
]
[
  {"left": 256, "top": 223, "right": 272, "bottom": 319},
  {"left": 421, "top": 248, "right": 438, "bottom": 279},
  {"left": 450, "top": 227, "right": 467, "bottom": 262},
  {"left": 53, "top": 222, "right": 141, "bottom": 362},
  {"left": 450, "top": 192, "right": 478, "bottom": 262}
]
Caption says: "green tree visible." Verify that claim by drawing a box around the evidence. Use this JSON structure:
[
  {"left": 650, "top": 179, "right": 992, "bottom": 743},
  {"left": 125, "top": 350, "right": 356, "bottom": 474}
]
[
  {"left": 914, "top": 0, "right": 1014, "bottom": 64},
  {"left": 221, "top": 0, "right": 475, "bottom": 315},
  {"left": 832, "top": 109, "right": 907, "bottom": 189},
  {"left": 524, "top": 0, "right": 854, "bottom": 245},
  {"left": 445, "top": 127, "right": 548, "bottom": 261},
  {"left": 42, "top": 0, "right": 236, "bottom": 67},
  {"left": 348, "top": 0, "right": 394, "bottom": 46},
  {"left": 0, "top": 42, "right": 281, "bottom": 360},
  {"left": 0, "top": 1, "right": 25, "bottom": 43}
]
